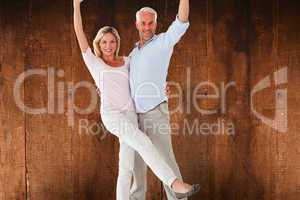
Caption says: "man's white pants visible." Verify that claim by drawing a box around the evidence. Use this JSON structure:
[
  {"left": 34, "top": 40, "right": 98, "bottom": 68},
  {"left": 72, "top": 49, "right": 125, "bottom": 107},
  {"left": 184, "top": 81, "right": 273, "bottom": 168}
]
[
  {"left": 101, "top": 110, "right": 178, "bottom": 200},
  {"left": 130, "top": 102, "right": 186, "bottom": 200}
]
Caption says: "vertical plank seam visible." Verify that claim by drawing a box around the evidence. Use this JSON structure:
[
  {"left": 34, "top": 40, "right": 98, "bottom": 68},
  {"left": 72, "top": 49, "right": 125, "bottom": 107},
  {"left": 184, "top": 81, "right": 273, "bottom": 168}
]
[
  {"left": 24, "top": 0, "right": 33, "bottom": 199},
  {"left": 162, "top": 1, "right": 168, "bottom": 199},
  {"left": 69, "top": 0, "right": 74, "bottom": 199},
  {"left": 206, "top": 0, "right": 214, "bottom": 200}
]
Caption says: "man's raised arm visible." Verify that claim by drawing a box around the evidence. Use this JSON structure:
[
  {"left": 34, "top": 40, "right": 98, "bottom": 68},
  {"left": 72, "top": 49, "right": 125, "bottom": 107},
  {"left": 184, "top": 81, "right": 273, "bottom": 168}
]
[
  {"left": 159, "top": 0, "right": 190, "bottom": 48},
  {"left": 178, "top": 0, "right": 189, "bottom": 22}
]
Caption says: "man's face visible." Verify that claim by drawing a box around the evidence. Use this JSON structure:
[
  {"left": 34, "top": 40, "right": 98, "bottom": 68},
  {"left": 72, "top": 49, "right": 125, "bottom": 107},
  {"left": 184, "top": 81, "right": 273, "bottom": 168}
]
[{"left": 136, "top": 11, "right": 157, "bottom": 43}]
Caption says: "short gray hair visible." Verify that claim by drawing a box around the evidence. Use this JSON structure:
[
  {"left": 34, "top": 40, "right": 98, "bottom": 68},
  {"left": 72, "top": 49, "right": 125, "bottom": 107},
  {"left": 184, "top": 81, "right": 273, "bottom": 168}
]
[{"left": 136, "top": 7, "right": 157, "bottom": 22}]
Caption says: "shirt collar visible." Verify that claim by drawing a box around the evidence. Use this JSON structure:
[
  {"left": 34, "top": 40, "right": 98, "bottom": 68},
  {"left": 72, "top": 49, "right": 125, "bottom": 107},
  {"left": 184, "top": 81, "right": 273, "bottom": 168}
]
[{"left": 135, "top": 34, "right": 158, "bottom": 49}]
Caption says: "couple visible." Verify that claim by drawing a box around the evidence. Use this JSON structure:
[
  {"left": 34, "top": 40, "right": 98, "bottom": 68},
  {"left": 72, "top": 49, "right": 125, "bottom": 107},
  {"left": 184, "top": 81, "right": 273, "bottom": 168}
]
[{"left": 73, "top": 0, "right": 200, "bottom": 199}]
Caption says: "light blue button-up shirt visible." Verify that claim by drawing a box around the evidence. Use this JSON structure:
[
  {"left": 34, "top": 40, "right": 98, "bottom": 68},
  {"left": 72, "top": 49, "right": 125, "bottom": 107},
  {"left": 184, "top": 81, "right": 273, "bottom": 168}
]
[{"left": 129, "top": 16, "right": 190, "bottom": 113}]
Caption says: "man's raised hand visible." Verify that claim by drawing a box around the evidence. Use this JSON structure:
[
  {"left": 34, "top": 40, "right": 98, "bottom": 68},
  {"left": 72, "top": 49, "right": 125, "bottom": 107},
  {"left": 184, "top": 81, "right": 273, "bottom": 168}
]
[{"left": 74, "top": 0, "right": 84, "bottom": 4}]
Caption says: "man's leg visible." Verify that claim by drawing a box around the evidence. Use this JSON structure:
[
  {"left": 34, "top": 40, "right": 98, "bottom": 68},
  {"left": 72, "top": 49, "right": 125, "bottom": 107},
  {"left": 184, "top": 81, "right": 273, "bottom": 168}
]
[{"left": 141, "top": 102, "right": 187, "bottom": 200}]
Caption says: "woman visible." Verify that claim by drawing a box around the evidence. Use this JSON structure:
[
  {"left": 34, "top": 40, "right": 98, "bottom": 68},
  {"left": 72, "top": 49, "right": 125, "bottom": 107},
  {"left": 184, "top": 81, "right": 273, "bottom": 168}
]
[{"left": 73, "top": 0, "right": 200, "bottom": 199}]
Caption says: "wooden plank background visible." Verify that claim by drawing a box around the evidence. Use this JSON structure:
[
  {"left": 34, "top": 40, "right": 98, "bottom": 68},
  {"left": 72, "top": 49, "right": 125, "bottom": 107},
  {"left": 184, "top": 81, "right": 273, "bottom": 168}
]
[{"left": 0, "top": 0, "right": 299, "bottom": 199}]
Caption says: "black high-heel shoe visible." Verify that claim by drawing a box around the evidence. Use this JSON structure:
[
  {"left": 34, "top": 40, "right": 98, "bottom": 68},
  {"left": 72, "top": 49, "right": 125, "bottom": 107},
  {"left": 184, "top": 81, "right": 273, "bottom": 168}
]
[{"left": 174, "top": 184, "right": 201, "bottom": 199}]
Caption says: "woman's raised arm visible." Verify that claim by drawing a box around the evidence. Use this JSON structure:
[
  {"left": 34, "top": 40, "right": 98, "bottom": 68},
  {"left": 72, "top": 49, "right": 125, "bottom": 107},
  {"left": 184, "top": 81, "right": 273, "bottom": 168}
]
[{"left": 73, "top": 0, "right": 89, "bottom": 52}]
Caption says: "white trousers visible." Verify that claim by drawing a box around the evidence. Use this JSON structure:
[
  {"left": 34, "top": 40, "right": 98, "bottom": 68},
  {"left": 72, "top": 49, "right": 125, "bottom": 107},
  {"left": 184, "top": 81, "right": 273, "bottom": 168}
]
[
  {"left": 101, "top": 110, "right": 178, "bottom": 200},
  {"left": 130, "top": 102, "right": 186, "bottom": 200}
]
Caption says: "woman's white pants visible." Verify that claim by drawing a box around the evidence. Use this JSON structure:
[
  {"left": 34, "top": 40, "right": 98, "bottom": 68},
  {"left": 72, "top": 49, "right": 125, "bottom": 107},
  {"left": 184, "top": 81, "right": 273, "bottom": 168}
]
[{"left": 101, "top": 110, "right": 177, "bottom": 200}]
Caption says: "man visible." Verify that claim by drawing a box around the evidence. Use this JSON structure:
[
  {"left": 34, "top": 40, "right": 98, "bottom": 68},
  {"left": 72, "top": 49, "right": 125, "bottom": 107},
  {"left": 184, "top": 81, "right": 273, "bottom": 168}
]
[{"left": 129, "top": 0, "right": 190, "bottom": 199}]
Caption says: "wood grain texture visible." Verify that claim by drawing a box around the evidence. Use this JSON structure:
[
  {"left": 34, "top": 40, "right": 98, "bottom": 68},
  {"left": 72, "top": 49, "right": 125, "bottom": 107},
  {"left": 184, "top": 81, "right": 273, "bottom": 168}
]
[
  {"left": 0, "top": 1, "right": 26, "bottom": 200},
  {"left": 0, "top": 0, "right": 299, "bottom": 200},
  {"left": 24, "top": 0, "right": 74, "bottom": 199},
  {"left": 250, "top": 1, "right": 300, "bottom": 200}
]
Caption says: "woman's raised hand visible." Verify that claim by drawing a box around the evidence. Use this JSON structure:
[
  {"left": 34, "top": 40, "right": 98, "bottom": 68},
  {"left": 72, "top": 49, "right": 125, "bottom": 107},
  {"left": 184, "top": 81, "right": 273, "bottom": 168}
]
[{"left": 73, "top": 0, "right": 89, "bottom": 52}]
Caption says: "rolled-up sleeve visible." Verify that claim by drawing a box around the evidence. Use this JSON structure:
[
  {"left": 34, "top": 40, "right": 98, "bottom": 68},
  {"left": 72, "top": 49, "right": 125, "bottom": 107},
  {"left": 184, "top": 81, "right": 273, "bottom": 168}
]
[{"left": 161, "top": 15, "right": 190, "bottom": 48}]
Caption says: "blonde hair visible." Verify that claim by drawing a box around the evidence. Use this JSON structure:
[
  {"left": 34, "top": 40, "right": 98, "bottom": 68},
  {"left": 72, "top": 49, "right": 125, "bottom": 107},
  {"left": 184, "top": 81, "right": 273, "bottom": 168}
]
[
  {"left": 93, "top": 26, "right": 121, "bottom": 58},
  {"left": 136, "top": 7, "right": 157, "bottom": 22}
]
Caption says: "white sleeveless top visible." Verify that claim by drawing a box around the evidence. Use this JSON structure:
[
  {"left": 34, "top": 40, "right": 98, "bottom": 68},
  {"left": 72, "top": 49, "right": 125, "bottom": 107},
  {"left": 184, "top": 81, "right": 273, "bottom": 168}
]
[{"left": 81, "top": 47, "right": 135, "bottom": 113}]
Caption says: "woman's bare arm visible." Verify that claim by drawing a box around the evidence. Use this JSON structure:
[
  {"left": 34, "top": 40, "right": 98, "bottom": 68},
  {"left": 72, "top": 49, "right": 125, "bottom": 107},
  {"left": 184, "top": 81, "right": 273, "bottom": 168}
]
[{"left": 73, "top": 0, "right": 89, "bottom": 52}]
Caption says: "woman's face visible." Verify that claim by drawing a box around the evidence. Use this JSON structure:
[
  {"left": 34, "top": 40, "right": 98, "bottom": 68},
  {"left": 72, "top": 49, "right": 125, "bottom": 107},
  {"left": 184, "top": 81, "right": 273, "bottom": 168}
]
[{"left": 99, "top": 32, "right": 117, "bottom": 57}]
